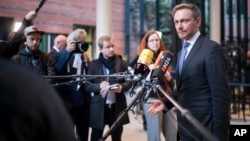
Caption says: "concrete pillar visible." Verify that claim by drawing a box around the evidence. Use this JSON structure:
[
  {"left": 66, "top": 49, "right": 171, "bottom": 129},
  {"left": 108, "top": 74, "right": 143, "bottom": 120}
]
[
  {"left": 95, "top": 0, "right": 112, "bottom": 58},
  {"left": 210, "top": 0, "right": 221, "bottom": 44}
]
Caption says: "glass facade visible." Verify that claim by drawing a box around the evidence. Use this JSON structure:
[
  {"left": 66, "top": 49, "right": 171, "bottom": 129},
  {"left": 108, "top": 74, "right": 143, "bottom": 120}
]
[{"left": 125, "top": 0, "right": 249, "bottom": 76}]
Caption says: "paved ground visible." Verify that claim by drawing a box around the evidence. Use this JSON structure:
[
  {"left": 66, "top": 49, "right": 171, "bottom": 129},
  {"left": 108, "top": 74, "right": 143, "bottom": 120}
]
[
  {"left": 93, "top": 94, "right": 250, "bottom": 141},
  {"left": 93, "top": 94, "right": 161, "bottom": 141}
]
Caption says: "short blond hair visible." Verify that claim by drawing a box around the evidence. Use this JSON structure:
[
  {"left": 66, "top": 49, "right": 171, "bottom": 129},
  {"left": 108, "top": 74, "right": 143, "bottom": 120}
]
[
  {"left": 97, "top": 35, "right": 112, "bottom": 49},
  {"left": 172, "top": 3, "right": 201, "bottom": 19}
]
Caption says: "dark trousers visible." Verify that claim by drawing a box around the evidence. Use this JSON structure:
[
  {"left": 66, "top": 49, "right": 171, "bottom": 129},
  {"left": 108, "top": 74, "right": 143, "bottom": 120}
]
[
  {"left": 70, "top": 104, "right": 90, "bottom": 141},
  {"left": 91, "top": 105, "right": 123, "bottom": 141}
]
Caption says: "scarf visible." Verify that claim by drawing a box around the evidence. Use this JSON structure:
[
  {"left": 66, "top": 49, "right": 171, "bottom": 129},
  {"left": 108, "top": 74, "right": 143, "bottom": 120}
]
[{"left": 99, "top": 53, "right": 116, "bottom": 74}]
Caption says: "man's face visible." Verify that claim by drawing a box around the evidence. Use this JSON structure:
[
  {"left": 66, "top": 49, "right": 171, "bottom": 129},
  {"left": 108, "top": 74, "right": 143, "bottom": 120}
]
[
  {"left": 79, "top": 33, "right": 86, "bottom": 42},
  {"left": 100, "top": 39, "right": 115, "bottom": 58},
  {"left": 58, "top": 39, "right": 67, "bottom": 51},
  {"left": 26, "top": 33, "right": 42, "bottom": 51},
  {"left": 173, "top": 8, "right": 201, "bottom": 40}
]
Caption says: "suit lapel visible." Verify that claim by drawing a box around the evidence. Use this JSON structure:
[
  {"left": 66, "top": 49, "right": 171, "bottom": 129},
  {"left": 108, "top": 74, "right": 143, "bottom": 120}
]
[
  {"left": 177, "top": 35, "right": 203, "bottom": 89},
  {"left": 181, "top": 36, "right": 203, "bottom": 75}
]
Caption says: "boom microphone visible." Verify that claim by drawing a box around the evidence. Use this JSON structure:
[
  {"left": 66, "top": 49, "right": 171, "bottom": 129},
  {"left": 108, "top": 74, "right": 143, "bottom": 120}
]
[
  {"left": 35, "top": 0, "right": 46, "bottom": 13},
  {"left": 134, "top": 49, "right": 154, "bottom": 77},
  {"left": 151, "top": 51, "right": 173, "bottom": 81}
]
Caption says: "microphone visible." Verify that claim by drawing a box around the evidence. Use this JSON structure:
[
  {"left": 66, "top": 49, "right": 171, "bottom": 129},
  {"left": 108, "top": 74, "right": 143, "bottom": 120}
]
[
  {"left": 127, "top": 49, "right": 153, "bottom": 96},
  {"left": 151, "top": 51, "right": 173, "bottom": 81},
  {"left": 134, "top": 49, "right": 154, "bottom": 77},
  {"left": 35, "top": 0, "right": 47, "bottom": 13},
  {"left": 142, "top": 51, "right": 173, "bottom": 102}
]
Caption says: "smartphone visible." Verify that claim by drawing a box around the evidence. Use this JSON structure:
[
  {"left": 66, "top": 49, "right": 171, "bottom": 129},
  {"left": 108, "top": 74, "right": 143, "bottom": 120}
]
[{"left": 109, "top": 84, "right": 120, "bottom": 90}]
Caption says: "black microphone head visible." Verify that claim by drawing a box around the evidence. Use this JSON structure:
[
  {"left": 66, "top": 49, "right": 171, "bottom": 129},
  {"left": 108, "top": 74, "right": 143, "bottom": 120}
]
[
  {"left": 134, "top": 63, "right": 149, "bottom": 76},
  {"left": 151, "top": 51, "right": 173, "bottom": 80},
  {"left": 134, "top": 49, "right": 154, "bottom": 77}
]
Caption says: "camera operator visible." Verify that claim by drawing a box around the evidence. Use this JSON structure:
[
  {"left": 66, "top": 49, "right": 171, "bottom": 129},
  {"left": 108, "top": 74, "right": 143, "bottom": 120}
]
[
  {"left": 0, "top": 11, "right": 37, "bottom": 59},
  {"left": 11, "top": 25, "right": 56, "bottom": 84},
  {"left": 53, "top": 28, "right": 90, "bottom": 141}
]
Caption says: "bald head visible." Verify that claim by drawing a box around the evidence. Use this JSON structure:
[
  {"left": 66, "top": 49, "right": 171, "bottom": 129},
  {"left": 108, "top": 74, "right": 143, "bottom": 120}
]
[{"left": 54, "top": 35, "right": 67, "bottom": 51}]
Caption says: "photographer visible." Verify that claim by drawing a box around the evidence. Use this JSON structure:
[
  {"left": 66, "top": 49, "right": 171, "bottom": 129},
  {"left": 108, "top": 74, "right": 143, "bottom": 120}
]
[{"left": 53, "top": 28, "right": 90, "bottom": 141}]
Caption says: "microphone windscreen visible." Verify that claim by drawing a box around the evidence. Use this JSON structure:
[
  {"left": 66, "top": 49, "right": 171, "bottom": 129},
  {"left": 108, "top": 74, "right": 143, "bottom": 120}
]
[
  {"left": 151, "top": 51, "right": 173, "bottom": 80},
  {"left": 134, "top": 49, "right": 154, "bottom": 76}
]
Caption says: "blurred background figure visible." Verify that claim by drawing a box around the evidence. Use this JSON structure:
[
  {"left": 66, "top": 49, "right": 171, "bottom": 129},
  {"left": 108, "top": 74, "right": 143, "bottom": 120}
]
[
  {"left": 11, "top": 25, "right": 56, "bottom": 83},
  {"left": 49, "top": 34, "right": 67, "bottom": 56},
  {"left": 85, "top": 35, "right": 131, "bottom": 141},
  {"left": 0, "top": 59, "right": 77, "bottom": 141},
  {"left": 0, "top": 10, "right": 37, "bottom": 59},
  {"left": 54, "top": 28, "right": 90, "bottom": 141},
  {"left": 136, "top": 30, "right": 177, "bottom": 141}
]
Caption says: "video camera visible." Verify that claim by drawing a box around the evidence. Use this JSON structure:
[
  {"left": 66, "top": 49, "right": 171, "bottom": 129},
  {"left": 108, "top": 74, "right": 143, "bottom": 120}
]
[{"left": 74, "top": 41, "right": 89, "bottom": 53}]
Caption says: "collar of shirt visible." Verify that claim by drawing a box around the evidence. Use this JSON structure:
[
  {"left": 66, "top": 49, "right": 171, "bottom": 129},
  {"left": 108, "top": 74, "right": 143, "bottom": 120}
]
[
  {"left": 53, "top": 46, "right": 60, "bottom": 52},
  {"left": 184, "top": 31, "right": 201, "bottom": 58}
]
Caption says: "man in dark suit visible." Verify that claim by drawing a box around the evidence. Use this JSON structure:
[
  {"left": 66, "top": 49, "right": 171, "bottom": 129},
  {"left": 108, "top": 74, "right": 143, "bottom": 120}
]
[
  {"left": 147, "top": 3, "right": 230, "bottom": 141},
  {"left": 85, "top": 35, "right": 131, "bottom": 141}
]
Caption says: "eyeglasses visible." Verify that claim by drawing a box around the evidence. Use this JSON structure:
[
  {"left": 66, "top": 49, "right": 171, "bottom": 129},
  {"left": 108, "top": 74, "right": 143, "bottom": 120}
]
[
  {"left": 148, "top": 39, "right": 160, "bottom": 43},
  {"left": 173, "top": 18, "right": 191, "bottom": 25}
]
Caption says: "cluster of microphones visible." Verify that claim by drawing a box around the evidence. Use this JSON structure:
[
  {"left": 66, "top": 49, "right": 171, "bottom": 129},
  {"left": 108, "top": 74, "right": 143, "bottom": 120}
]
[
  {"left": 130, "top": 48, "right": 173, "bottom": 83},
  {"left": 125, "top": 49, "right": 173, "bottom": 102}
]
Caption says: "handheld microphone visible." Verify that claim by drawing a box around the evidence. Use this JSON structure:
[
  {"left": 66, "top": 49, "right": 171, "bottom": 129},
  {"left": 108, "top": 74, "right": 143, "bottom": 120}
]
[
  {"left": 151, "top": 51, "right": 173, "bottom": 81},
  {"left": 134, "top": 49, "right": 154, "bottom": 77},
  {"left": 127, "top": 49, "right": 153, "bottom": 96}
]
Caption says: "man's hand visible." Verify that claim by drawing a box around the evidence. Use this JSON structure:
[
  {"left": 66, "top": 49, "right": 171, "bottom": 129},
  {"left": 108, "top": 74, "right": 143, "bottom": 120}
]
[
  {"left": 66, "top": 42, "right": 76, "bottom": 53},
  {"left": 147, "top": 99, "right": 165, "bottom": 114},
  {"left": 100, "top": 81, "right": 110, "bottom": 89},
  {"left": 25, "top": 11, "right": 38, "bottom": 21}
]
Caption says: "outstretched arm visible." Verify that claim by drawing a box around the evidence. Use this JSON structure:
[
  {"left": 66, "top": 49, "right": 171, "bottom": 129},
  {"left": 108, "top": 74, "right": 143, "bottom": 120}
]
[{"left": 147, "top": 99, "right": 166, "bottom": 114}]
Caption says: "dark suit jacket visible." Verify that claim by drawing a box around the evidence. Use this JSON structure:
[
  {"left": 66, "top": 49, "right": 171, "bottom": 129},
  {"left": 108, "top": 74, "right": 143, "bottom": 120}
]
[
  {"left": 53, "top": 49, "right": 89, "bottom": 107},
  {"left": 85, "top": 55, "right": 131, "bottom": 129},
  {"left": 165, "top": 35, "right": 230, "bottom": 141}
]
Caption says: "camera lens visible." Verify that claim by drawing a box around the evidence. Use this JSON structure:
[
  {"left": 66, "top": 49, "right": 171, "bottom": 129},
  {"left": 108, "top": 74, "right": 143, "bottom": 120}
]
[{"left": 75, "top": 42, "right": 89, "bottom": 53}]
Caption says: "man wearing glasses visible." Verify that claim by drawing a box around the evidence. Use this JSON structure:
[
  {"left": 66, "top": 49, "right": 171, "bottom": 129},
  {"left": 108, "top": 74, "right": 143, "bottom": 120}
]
[{"left": 85, "top": 35, "right": 131, "bottom": 141}]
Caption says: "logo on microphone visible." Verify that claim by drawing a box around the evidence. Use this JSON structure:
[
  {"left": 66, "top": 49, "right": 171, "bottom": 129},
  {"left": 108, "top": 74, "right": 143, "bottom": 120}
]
[
  {"left": 134, "top": 49, "right": 154, "bottom": 76},
  {"left": 151, "top": 51, "right": 173, "bottom": 80}
]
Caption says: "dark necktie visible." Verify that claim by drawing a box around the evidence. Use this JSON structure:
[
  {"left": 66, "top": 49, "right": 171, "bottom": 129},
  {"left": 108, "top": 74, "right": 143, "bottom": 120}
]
[{"left": 179, "top": 42, "right": 190, "bottom": 74}]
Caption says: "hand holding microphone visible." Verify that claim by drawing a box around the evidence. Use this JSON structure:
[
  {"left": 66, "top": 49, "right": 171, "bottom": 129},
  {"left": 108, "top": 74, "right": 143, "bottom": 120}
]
[{"left": 25, "top": 11, "right": 38, "bottom": 21}]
